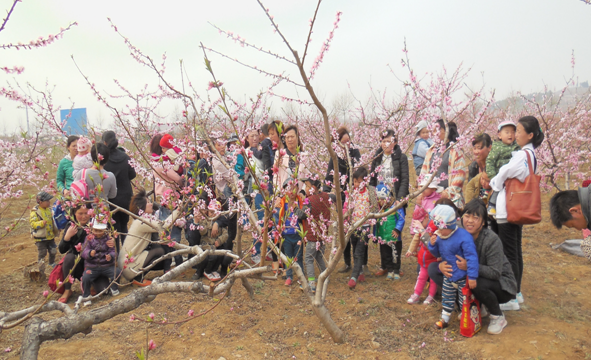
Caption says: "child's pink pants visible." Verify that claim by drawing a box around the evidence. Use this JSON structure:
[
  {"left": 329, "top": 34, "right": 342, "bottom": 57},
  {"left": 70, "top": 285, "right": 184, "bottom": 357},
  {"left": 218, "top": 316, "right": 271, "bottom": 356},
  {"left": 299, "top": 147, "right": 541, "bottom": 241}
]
[{"left": 414, "top": 265, "right": 437, "bottom": 297}]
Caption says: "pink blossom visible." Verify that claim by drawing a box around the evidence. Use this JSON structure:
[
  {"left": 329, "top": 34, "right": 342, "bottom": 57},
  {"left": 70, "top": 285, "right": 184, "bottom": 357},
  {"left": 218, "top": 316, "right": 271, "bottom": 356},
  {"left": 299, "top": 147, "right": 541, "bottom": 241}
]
[
  {"left": 148, "top": 313, "right": 155, "bottom": 320},
  {"left": 188, "top": 309, "right": 194, "bottom": 317},
  {"left": 75, "top": 243, "right": 82, "bottom": 252},
  {"left": 129, "top": 314, "right": 135, "bottom": 322},
  {"left": 42, "top": 290, "right": 49, "bottom": 297},
  {"left": 148, "top": 339, "right": 156, "bottom": 351}
]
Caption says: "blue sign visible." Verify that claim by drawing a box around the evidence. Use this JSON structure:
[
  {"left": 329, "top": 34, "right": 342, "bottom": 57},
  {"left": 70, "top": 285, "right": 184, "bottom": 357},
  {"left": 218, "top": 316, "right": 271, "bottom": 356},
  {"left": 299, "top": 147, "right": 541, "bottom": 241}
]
[{"left": 60, "top": 108, "right": 87, "bottom": 135}]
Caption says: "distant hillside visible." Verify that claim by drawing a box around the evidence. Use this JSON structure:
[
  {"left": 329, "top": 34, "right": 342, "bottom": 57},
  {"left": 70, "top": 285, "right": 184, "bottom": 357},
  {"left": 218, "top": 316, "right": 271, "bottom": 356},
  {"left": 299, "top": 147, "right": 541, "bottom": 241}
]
[{"left": 492, "top": 83, "right": 590, "bottom": 111}]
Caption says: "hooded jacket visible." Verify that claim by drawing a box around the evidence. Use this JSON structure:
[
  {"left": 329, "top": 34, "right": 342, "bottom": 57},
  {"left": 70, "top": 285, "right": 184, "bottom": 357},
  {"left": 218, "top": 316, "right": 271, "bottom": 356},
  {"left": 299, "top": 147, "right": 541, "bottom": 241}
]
[
  {"left": 369, "top": 145, "right": 409, "bottom": 201},
  {"left": 104, "top": 147, "right": 137, "bottom": 208}
]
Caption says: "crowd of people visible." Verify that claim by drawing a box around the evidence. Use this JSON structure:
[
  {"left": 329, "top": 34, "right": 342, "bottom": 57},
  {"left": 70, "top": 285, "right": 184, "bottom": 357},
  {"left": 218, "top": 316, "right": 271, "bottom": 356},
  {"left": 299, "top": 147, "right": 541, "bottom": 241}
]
[{"left": 30, "top": 115, "right": 590, "bottom": 336}]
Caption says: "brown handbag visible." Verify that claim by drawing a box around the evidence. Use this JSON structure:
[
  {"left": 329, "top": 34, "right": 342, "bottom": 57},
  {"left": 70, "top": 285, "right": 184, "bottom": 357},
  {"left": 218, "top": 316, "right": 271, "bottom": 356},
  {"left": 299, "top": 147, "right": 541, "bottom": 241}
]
[{"left": 505, "top": 150, "right": 541, "bottom": 225}]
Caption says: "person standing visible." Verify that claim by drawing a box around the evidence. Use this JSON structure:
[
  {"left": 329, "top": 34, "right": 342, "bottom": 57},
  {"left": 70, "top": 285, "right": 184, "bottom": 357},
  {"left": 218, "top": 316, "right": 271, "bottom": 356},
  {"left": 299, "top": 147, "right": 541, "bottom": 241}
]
[{"left": 56, "top": 135, "right": 79, "bottom": 196}]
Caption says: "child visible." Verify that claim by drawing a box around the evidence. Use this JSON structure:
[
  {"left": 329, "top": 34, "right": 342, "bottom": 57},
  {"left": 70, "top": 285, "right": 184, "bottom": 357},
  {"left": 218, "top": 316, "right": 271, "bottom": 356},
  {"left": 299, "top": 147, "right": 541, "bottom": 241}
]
[
  {"left": 30, "top": 191, "right": 59, "bottom": 272},
  {"left": 375, "top": 183, "right": 405, "bottom": 280},
  {"left": 72, "top": 136, "right": 94, "bottom": 180},
  {"left": 295, "top": 178, "right": 331, "bottom": 292},
  {"left": 412, "top": 120, "right": 434, "bottom": 176},
  {"left": 427, "top": 205, "right": 479, "bottom": 329},
  {"left": 343, "top": 167, "right": 379, "bottom": 289},
  {"left": 81, "top": 217, "right": 119, "bottom": 306},
  {"left": 275, "top": 178, "right": 305, "bottom": 286},
  {"left": 484, "top": 121, "right": 520, "bottom": 215},
  {"left": 159, "top": 133, "right": 184, "bottom": 176}
]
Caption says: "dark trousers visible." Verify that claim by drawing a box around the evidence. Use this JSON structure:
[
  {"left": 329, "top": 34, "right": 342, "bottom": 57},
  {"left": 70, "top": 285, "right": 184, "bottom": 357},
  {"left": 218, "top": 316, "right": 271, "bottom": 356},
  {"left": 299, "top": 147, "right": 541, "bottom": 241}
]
[
  {"left": 36, "top": 240, "right": 57, "bottom": 265},
  {"left": 133, "top": 246, "right": 170, "bottom": 282},
  {"left": 379, "top": 241, "right": 402, "bottom": 273},
  {"left": 111, "top": 210, "right": 130, "bottom": 249},
  {"left": 343, "top": 235, "right": 368, "bottom": 267},
  {"left": 82, "top": 266, "right": 118, "bottom": 297},
  {"left": 62, "top": 253, "right": 84, "bottom": 291},
  {"left": 350, "top": 227, "right": 371, "bottom": 279},
  {"left": 498, "top": 222, "right": 523, "bottom": 293},
  {"left": 471, "top": 277, "right": 515, "bottom": 316},
  {"left": 428, "top": 261, "right": 444, "bottom": 292}
]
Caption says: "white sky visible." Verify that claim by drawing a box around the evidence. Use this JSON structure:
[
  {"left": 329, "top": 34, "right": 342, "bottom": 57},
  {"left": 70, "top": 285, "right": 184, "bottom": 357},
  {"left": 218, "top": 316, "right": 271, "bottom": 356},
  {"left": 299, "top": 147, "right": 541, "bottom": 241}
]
[{"left": 0, "top": 0, "right": 591, "bottom": 134}]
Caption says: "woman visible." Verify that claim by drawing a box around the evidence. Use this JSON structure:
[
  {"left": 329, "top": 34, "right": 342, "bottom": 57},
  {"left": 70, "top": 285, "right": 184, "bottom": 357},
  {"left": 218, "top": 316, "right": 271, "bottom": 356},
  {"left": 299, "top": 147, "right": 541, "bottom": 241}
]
[
  {"left": 273, "top": 125, "right": 307, "bottom": 192},
  {"left": 118, "top": 189, "right": 179, "bottom": 286},
  {"left": 429, "top": 199, "right": 517, "bottom": 335},
  {"left": 465, "top": 133, "right": 492, "bottom": 204},
  {"left": 412, "top": 121, "right": 434, "bottom": 176},
  {"left": 102, "top": 130, "right": 137, "bottom": 245},
  {"left": 84, "top": 143, "right": 117, "bottom": 201},
  {"left": 323, "top": 126, "right": 361, "bottom": 200},
  {"left": 369, "top": 129, "right": 409, "bottom": 202},
  {"left": 56, "top": 135, "right": 79, "bottom": 196},
  {"left": 489, "top": 116, "right": 544, "bottom": 310},
  {"left": 57, "top": 203, "right": 112, "bottom": 303},
  {"left": 246, "top": 128, "right": 269, "bottom": 264},
  {"left": 420, "top": 120, "right": 466, "bottom": 209}
]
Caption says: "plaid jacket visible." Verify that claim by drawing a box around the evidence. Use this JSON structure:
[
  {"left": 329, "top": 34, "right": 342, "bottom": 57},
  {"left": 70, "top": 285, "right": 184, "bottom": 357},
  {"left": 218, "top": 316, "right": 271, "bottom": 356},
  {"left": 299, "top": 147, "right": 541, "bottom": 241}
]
[{"left": 420, "top": 145, "right": 466, "bottom": 209}]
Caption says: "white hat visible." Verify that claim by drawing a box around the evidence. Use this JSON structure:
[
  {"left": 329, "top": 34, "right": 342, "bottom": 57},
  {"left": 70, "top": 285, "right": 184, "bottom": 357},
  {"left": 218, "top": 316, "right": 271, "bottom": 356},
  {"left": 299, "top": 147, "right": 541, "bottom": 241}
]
[
  {"left": 420, "top": 174, "right": 444, "bottom": 193},
  {"left": 92, "top": 218, "right": 108, "bottom": 230},
  {"left": 416, "top": 120, "right": 428, "bottom": 134},
  {"left": 498, "top": 120, "right": 516, "bottom": 132}
]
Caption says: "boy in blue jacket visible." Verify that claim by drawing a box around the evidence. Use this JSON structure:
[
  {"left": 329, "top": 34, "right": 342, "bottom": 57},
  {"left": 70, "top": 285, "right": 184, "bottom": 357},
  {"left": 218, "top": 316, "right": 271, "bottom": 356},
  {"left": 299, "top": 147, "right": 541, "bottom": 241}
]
[{"left": 427, "top": 205, "right": 479, "bottom": 329}]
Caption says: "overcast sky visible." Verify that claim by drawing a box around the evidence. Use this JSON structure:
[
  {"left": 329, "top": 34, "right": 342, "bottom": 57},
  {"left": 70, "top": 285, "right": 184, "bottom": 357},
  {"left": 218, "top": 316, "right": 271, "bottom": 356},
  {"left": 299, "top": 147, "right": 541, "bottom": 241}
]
[{"left": 0, "top": 0, "right": 591, "bottom": 134}]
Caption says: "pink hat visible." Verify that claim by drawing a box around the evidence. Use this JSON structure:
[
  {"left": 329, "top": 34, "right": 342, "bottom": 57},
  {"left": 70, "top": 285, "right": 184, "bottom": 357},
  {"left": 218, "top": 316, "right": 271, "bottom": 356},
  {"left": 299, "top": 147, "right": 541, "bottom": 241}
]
[
  {"left": 77, "top": 136, "right": 92, "bottom": 152},
  {"left": 498, "top": 121, "right": 516, "bottom": 132}
]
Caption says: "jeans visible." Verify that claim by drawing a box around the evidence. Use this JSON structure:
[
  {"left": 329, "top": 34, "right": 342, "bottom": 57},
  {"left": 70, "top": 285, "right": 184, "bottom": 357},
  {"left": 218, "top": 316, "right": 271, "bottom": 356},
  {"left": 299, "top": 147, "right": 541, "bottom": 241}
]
[
  {"left": 379, "top": 241, "right": 402, "bottom": 273},
  {"left": 350, "top": 226, "right": 371, "bottom": 279},
  {"left": 282, "top": 233, "right": 303, "bottom": 280},
  {"left": 304, "top": 242, "right": 326, "bottom": 281},
  {"left": 159, "top": 206, "right": 183, "bottom": 266},
  {"left": 343, "top": 234, "right": 368, "bottom": 267},
  {"left": 471, "top": 277, "right": 515, "bottom": 316},
  {"left": 253, "top": 193, "right": 265, "bottom": 255},
  {"left": 498, "top": 222, "right": 523, "bottom": 293},
  {"left": 82, "top": 266, "right": 119, "bottom": 297}
]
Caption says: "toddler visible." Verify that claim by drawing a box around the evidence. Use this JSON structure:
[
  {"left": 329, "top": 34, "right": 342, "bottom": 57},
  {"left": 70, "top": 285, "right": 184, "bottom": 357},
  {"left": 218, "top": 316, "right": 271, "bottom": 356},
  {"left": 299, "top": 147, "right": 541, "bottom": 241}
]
[
  {"left": 484, "top": 121, "right": 520, "bottom": 215},
  {"left": 427, "top": 205, "right": 479, "bottom": 329},
  {"left": 159, "top": 133, "right": 184, "bottom": 176},
  {"left": 375, "top": 183, "right": 405, "bottom": 280},
  {"left": 81, "top": 217, "right": 119, "bottom": 306},
  {"left": 72, "top": 136, "right": 94, "bottom": 180},
  {"left": 188, "top": 202, "right": 228, "bottom": 282},
  {"left": 30, "top": 191, "right": 59, "bottom": 272}
]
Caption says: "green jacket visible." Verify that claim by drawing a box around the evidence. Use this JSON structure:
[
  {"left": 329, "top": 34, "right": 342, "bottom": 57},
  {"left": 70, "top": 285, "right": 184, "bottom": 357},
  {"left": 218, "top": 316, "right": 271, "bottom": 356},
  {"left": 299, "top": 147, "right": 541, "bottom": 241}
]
[
  {"left": 56, "top": 155, "right": 74, "bottom": 192},
  {"left": 486, "top": 141, "right": 520, "bottom": 179}
]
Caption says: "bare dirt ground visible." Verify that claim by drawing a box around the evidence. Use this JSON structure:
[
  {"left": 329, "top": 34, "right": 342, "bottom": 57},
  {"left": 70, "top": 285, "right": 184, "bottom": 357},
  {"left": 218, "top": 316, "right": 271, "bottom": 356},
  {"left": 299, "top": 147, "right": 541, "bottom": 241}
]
[{"left": 0, "top": 192, "right": 590, "bottom": 360}]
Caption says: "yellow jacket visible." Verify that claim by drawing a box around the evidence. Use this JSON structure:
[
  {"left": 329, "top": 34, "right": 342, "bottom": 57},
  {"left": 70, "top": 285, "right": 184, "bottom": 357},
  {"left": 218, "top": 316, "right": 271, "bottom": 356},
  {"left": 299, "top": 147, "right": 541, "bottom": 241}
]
[{"left": 30, "top": 206, "right": 58, "bottom": 241}]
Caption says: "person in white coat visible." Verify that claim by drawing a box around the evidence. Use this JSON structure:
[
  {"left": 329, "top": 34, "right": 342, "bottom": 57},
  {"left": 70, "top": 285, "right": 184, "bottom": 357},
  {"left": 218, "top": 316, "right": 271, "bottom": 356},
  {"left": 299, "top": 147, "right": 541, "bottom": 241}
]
[{"left": 489, "top": 116, "right": 544, "bottom": 311}]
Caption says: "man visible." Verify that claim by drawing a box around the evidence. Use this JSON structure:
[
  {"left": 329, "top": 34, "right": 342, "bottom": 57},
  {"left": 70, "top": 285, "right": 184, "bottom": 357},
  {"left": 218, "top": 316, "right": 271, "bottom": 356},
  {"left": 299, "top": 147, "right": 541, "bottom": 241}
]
[{"left": 550, "top": 184, "right": 591, "bottom": 259}]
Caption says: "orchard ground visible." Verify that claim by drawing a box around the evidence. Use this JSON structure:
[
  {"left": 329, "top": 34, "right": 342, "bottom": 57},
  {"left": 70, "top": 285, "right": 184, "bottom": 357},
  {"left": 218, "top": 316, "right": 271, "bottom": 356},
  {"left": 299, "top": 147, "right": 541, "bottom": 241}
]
[{"left": 0, "top": 188, "right": 590, "bottom": 360}]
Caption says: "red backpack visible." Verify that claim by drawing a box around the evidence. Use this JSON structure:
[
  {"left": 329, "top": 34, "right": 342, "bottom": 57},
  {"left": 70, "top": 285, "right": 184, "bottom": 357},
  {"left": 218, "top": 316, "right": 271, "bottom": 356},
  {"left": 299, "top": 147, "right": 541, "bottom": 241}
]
[
  {"left": 70, "top": 168, "right": 89, "bottom": 199},
  {"left": 48, "top": 258, "right": 65, "bottom": 294}
]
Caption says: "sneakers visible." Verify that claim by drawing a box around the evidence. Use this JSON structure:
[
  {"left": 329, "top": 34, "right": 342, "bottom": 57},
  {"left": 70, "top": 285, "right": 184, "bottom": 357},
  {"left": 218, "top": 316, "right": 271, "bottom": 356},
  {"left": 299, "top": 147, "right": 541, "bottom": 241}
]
[
  {"left": 204, "top": 272, "right": 221, "bottom": 282},
  {"left": 376, "top": 268, "right": 388, "bottom": 277},
  {"left": 480, "top": 303, "right": 489, "bottom": 317},
  {"left": 83, "top": 300, "right": 92, "bottom": 307},
  {"left": 516, "top": 292, "right": 524, "bottom": 304},
  {"left": 251, "top": 255, "right": 261, "bottom": 265},
  {"left": 386, "top": 272, "right": 394, "bottom": 280},
  {"left": 407, "top": 293, "right": 420, "bottom": 304},
  {"left": 357, "top": 274, "right": 365, "bottom": 283},
  {"left": 393, "top": 273, "right": 401, "bottom": 281},
  {"left": 499, "top": 299, "right": 520, "bottom": 311},
  {"left": 285, "top": 278, "right": 292, "bottom": 286},
  {"left": 348, "top": 278, "right": 356, "bottom": 289},
  {"left": 423, "top": 296, "right": 434, "bottom": 305},
  {"left": 110, "top": 288, "right": 120, "bottom": 296},
  {"left": 308, "top": 281, "right": 316, "bottom": 292},
  {"left": 338, "top": 264, "right": 351, "bottom": 273},
  {"left": 362, "top": 265, "right": 371, "bottom": 276},
  {"left": 487, "top": 314, "right": 507, "bottom": 335}
]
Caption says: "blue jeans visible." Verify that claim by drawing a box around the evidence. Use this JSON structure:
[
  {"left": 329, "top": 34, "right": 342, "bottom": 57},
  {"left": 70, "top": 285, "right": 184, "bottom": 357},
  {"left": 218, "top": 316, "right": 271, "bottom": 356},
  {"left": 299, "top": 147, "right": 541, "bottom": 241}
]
[
  {"left": 252, "top": 193, "right": 266, "bottom": 255},
  {"left": 159, "top": 205, "right": 183, "bottom": 266},
  {"left": 282, "top": 233, "right": 303, "bottom": 280}
]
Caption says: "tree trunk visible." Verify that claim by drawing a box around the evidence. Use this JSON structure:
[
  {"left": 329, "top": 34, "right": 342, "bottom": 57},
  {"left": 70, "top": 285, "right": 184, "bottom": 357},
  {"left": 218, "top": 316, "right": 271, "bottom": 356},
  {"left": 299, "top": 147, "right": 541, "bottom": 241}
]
[{"left": 311, "top": 302, "right": 345, "bottom": 343}]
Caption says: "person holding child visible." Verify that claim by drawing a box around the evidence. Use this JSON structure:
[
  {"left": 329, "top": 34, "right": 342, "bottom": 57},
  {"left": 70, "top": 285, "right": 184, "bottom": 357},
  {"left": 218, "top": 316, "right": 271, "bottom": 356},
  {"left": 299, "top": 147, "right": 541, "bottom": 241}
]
[
  {"left": 427, "top": 205, "right": 479, "bottom": 329},
  {"left": 81, "top": 216, "right": 120, "bottom": 306},
  {"left": 375, "top": 183, "right": 405, "bottom": 280},
  {"left": 275, "top": 178, "right": 305, "bottom": 286},
  {"left": 344, "top": 167, "right": 379, "bottom": 289},
  {"left": 30, "top": 191, "right": 60, "bottom": 272}
]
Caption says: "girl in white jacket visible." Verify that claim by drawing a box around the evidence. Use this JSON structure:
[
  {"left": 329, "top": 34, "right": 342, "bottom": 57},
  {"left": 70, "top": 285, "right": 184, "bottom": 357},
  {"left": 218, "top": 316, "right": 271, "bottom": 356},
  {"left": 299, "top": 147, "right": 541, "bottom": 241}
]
[{"left": 489, "top": 116, "right": 544, "bottom": 311}]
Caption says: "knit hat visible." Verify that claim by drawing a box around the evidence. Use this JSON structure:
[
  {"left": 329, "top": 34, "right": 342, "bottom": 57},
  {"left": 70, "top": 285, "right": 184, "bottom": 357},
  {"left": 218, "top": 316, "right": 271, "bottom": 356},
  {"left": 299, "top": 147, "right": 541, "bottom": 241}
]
[
  {"left": 376, "top": 182, "right": 390, "bottom": 200},
  {"left": 419, "top": 174, "right": 444, "bottom": 193},
  {"left": 429, "top": 205, "right": 457, "bottom": 230},
  {"left": 159, "top": 134, "right": 174, "bottom": 149},
  {"left": 498, "top": 120, "right": 516, "bottom": 132},
  {"left": 36, "top": 191, "right": 53, "bottom": 203},
  {"left": 77, "top": 136, "right": 92, "bottom": 152},
  {"left": 416, "top": 120, "right": 429, "bottom": 134}
]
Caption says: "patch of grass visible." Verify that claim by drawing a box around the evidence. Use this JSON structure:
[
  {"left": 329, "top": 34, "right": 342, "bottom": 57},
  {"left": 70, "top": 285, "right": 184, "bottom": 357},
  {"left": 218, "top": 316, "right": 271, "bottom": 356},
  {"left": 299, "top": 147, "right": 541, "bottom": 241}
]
[{"left": 293, "top": 342, "right": 300, "bottom": 347}]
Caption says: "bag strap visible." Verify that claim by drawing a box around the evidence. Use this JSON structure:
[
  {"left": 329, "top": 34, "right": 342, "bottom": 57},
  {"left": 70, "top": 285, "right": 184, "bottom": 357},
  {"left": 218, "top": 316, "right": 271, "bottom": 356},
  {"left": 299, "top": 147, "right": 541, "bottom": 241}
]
[
  {"left": 81, "top": 168, "right": 86, "bottom": 182},
  {"left": 523, "top": 150, "right": 535, "bottom": 175}
]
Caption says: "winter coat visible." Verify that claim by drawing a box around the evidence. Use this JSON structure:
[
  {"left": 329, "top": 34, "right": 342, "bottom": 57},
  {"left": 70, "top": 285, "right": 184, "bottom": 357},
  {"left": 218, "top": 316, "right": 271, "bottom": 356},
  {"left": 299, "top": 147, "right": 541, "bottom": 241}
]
[
  {"left": 412, "top": 137, "right": 433, "bottom": 173},
  {"left": 322, "top": 147, "right": 361, "bottom": 193},
  {"left": 474, "top": 228, "right": 517, "bottom": 297},
  {"left": 295, "top": 192, "right": 332, "bottom": 242},
  {"left": 343, "top": 185, "right": 379, "bottom": 226},
  {"left": 58, "top": 222, "right": 87, "bottom": 255},
  {"left": 81, "top": 234, "right": 116, "bottom": 268},
  {"left": 83, "top": 168, "right": 118, "bottom": 201},
  {"left": 427, "top": 227, "right": 479, "bottom": 282},
  {"left": 56, "top": 154, "right": 75, "bottom": 192},
  {"left": 30, "top": 206, "right": 59, "bottom": 241},
  {"left": 489, "top": 144, "right": 537, "bottom": 223},
  {"left": 375, "top": 207, "right": 405, "bottom": 243},
  {"left": 273, "top": 149, "right": 308, "bottom": 192},
  {"left": 486, "top": 140, "right": 521, "bottom": 179},
  {"left": 420, "top": 145, "right": 466, "bottom": 209},
  {"left": 103, "top": 147, "right": 137, "bottom": 209},
  {"left": 369, "top": 145, "right": 409, "bottom": 201}
]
